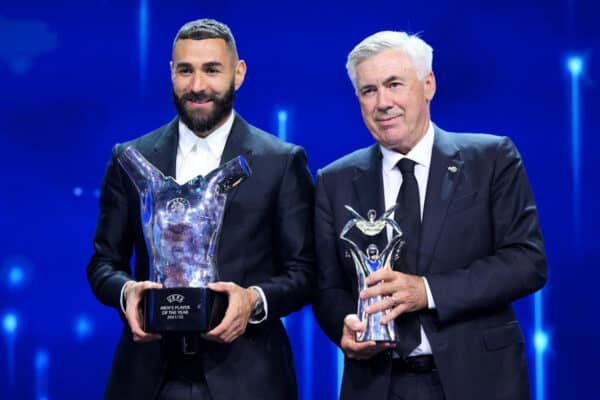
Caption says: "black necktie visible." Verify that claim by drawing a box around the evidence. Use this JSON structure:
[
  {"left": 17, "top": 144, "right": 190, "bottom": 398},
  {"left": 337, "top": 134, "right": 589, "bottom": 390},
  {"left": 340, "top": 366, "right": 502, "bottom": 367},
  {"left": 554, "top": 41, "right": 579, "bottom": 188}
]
[{"left": 394, "top": 158, "right": 421, "bottom": 357}]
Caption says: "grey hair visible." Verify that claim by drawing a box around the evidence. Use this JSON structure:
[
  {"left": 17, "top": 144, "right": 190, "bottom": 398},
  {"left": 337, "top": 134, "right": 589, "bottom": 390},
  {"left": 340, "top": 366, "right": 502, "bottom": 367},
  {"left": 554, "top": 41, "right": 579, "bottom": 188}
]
[
  {"left": 346, "top": 31, "right": 433, "bottom": 90},
  {"left": 172, "top": 18, "right": 238, "bottom": 59}
]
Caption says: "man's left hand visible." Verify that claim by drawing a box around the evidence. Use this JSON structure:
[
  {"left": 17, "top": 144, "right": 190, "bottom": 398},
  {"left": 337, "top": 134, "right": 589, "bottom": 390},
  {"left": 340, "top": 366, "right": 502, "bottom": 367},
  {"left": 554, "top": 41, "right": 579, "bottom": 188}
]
[
  {"left": 361, "top": 269, "right": 427, "bottom": 324},
  {"left": 204, "top": 282, "right": 256, "bottom": 343}
]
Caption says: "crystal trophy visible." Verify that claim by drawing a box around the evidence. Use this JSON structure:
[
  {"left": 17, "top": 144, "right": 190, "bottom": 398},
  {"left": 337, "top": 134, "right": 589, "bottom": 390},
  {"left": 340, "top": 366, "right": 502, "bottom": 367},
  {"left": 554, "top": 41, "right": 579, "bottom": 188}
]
[
  {"left": 340, "top": 205, "right": 404, "bottom": 342},
  {"left": 118, "top": 146, "right": 251, "bottom": 333}
]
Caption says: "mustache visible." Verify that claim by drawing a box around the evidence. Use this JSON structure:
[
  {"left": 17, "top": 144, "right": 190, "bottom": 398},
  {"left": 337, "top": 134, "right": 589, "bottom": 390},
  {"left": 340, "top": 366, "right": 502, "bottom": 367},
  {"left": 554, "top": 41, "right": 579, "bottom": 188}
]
[
  {"left": 375, "top": 110, "right": 402, "bottom": 119},
  {"left": 180, "top": 91, "right": 216, "bottom": 103}
]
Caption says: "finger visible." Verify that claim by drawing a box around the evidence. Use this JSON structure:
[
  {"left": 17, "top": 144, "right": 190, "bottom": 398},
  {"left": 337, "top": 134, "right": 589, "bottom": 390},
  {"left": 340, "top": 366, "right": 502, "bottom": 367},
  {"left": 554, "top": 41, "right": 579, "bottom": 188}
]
[
  {"left": 342, "top": 338, "right": 376, "bottom": 354},
  {"left": 205, "top": 301, "right": 238, "bottom": 340},
  {"left": 133, "top": 332, "right": 162, "bottom": 343},
  {"left": 365, "top": 296, "right": 397, "bottom": 314},
  {"left": 361, "top": 282, "right": 395, "bottom": 300},
  {"left": 365, "top": 269, "right": 396, "bottom": 285},
  {"left": 344, "top": 340, "right": 394, "bottom": 359},
  {"left": 343, "top": 314, "right": 365, "bottom": 332},
  {"left": 141, "top": 281, "right": 163, "bottom": 290},
  {"left": 207, "top": 281, "right": 235, "bottom": 293},
  {"left": 380, "top": 303, "right": 410, "bottom": 324}
]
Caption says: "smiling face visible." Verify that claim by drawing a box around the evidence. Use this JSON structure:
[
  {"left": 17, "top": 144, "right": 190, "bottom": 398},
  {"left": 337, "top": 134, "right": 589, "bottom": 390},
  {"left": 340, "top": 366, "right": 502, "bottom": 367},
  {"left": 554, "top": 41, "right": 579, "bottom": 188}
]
[
  {"left": 355, "top": 49, "right": 436, "bottom": 154},
  {"left": 171, "top": 38, "right": 246, "bottom": 137}
]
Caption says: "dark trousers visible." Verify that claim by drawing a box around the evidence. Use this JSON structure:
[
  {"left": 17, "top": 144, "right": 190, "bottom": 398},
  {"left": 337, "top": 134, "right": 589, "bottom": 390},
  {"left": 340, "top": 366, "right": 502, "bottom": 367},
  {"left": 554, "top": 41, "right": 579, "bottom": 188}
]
[
  {"left": 158, "top": 337, "right": 212, "bottom": 400},
  {"left": 158, "top": 378, "right": 212, "bottom": 400},
  {"left": 389, "top": 356, "right": 446, "bottom": 400}
]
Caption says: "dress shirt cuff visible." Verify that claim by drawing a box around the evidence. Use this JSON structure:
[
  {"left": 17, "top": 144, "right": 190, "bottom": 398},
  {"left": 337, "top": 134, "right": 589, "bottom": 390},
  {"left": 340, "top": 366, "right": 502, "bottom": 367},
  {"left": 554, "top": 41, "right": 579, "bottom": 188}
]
[
  {"left": 119, "top": 281, "right": 135, "bottom": 314},
  {"left": 422, "top": 277, "right": 436, "bottom": 309},
  {"left": 248, "top": 285, "right": 268, "bottom": 324}
]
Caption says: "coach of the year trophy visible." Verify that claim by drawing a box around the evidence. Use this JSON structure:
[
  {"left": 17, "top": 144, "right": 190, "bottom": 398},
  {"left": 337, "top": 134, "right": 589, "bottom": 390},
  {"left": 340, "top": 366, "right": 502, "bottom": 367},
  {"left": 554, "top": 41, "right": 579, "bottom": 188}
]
[
  {"left": 118, "top": 146, "right": 251, "bottom": 333},
  {"left": 340, "top": 205, "right": 405, "bottom": 342}
]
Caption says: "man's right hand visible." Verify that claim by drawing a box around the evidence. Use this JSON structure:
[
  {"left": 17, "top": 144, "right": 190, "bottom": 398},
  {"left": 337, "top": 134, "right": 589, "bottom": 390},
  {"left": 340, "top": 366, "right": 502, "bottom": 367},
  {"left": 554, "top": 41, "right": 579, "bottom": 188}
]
[
  {"left": 123, "top": 281, "right": 163, "bottom": 343},
  {"left": 340, "top": 314, "right": 395, "bottom": 360}
]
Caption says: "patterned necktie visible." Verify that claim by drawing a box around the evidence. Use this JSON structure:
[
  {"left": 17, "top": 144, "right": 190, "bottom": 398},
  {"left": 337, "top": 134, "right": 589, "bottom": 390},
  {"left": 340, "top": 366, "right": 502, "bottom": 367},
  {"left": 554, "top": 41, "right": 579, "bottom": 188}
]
[{"left": 394, "top": 158, "right": 421, "bottom": 357}]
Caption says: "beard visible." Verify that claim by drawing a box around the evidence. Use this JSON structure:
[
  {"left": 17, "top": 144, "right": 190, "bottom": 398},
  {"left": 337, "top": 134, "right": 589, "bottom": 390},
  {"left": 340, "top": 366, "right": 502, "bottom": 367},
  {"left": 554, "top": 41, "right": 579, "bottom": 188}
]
[{"left": 173, "top": 81, "right": 236, "bottom": 135}]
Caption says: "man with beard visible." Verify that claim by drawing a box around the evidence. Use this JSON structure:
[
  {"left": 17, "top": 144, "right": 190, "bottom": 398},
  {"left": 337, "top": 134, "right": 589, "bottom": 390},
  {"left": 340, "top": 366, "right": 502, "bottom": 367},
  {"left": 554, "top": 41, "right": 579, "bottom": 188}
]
[{"left": 87, "top": 19, "right": 314, "bottom": 400}]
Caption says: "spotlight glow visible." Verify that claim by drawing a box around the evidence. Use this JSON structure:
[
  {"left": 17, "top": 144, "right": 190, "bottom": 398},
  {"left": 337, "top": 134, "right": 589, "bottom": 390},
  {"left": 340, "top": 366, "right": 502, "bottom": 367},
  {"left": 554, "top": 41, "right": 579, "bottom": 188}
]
[
  {"left": 534, "top": 330, "right": 549, "bottom": 353},
  {"left": 75, "top": 316, "right": 93, "bottom": 339},
  {"left": 277, "top": 110, "right": 288, "bottom": 141},
  {"left": 73, "top": 187, "right": 83, "bottom": 196},
  {"left": 3, "top": 313, "right": 18, "bottom": 333},
  {"left": 35, "top": 349, "right": 49, "bottom": 370},
  {"left": 8, "top": 266, "right": 24, "bottom": 286},
  {"left": 567, "top": 56, "right": 583, "bottom": 77}
]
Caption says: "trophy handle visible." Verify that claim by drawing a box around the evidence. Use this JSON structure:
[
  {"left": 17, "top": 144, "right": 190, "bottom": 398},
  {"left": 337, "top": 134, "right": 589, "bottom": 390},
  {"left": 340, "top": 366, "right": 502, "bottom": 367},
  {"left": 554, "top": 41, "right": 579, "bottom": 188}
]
[{"left": 118, "top": 146, "right": 167, "bottom": 193}]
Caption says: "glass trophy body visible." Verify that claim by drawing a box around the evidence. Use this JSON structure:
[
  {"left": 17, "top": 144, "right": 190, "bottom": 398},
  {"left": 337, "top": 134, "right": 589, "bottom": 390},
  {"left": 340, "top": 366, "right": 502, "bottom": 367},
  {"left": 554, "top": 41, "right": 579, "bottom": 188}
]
[
  {"left": 340, "top": 205, "right": 404, "bottom": 342},
  {"left": 118, "top": 146, "right": 251, "bottom": 333}
]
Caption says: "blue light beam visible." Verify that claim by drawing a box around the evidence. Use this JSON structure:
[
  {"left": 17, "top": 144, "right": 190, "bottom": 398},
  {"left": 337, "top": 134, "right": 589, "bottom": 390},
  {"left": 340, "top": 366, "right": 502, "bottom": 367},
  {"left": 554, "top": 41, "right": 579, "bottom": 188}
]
[
  {"left": 567, "top": 55, "right": 584, "bottom": 245},
  {"left": 34, "top": 349, "right": 49, "bottom": 400},
  {"left": 302, "top": 309, "right": 314, "bottom": 400},
  {"left": 3, "top": 312, "right": 18, "bottom": 390},
  {"left": 277, "top": 110, "right": 288, "bottom": 142},
  {"left": 533, "top": 291, "right": 549, "bottom": 400},
  {"left": 139, "top": 0, "right": 149, "bottom": 95}
]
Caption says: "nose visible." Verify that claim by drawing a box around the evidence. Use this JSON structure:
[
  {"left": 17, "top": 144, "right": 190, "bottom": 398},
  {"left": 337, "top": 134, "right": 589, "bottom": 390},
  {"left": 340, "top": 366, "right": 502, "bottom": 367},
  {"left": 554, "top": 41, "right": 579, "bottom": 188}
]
[
  {"left": 375, "top": 88, "right": 393, "bottom": 110},
  {"left": 190, "top": 72, "right": 207, "bottom": 93}
]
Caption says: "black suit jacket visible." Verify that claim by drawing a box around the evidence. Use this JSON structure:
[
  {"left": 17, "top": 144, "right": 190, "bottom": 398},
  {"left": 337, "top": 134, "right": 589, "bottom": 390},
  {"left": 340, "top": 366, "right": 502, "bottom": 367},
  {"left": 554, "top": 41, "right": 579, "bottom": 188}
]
[
  {"left": 313, "top": 126, "right": 547, "bottom": 400},
  {"left": 87, "top": 114, "right": 315, "bottom": 400}
]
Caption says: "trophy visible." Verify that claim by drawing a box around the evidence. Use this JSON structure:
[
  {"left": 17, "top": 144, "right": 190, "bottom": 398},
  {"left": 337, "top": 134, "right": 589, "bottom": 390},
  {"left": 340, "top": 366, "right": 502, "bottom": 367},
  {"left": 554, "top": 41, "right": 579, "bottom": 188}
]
[
  {"left": 118, "top": 146, "right": 251, "bottom": 333},
  {"left": 340, "top": 205, "right": 405, "bottom": 342}
]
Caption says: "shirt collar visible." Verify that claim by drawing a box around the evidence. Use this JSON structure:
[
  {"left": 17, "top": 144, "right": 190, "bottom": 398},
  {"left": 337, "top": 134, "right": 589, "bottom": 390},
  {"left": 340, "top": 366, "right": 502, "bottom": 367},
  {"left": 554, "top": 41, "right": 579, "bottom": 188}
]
[
  {"left": 380, "top": 121, "right": 435, "bottom": 171},
  {"left": 177, "top": 111, "right": 235, "bottom": 158}
]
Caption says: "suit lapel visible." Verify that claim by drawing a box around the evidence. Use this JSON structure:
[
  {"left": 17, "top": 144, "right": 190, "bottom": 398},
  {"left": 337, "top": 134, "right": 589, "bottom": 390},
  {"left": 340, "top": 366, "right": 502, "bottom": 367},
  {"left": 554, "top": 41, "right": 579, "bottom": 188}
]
[
  {"left": 148, "top": 118, "right": 179, "bottom": 178},
  {"left": 419, "top": 126, "right": 463, "bottom": 273},
  {"left": 351, "top": 144, "right": 387, "bottom": 251},
  {"left": 220, "top": 114, "right": 254, "bottom": 215}
]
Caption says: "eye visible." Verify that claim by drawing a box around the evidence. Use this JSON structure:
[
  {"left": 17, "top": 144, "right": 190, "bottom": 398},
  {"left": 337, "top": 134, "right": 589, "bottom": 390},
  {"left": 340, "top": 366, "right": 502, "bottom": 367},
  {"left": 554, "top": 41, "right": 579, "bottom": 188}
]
[
  {"left": 389, "top": 81, "right": 404, "bottom": 89},
  {"left": 176, "top": 66, "right": 192, "bottom": 76},
  {"left": 361, "top": 87, "right": 376, "bottom": 97}
]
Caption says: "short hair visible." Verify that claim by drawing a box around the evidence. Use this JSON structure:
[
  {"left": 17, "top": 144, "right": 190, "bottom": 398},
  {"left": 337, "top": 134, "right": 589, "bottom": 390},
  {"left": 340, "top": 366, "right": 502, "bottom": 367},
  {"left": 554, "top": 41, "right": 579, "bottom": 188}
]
[
  {"left": 172, "top": 18, "right": 238, "bottom": 58},
  {"left": 346, "top": 31, "right": 433, "bottom": 91}
]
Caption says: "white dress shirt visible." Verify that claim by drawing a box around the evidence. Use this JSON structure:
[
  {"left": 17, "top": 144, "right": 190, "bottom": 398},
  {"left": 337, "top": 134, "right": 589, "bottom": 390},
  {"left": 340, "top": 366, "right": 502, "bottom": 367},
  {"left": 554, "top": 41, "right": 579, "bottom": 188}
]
[
  {"left": 380, "top": 121, "right": 436, "bottom": 356},
  {"left": 175, "top": 112, "right": 234, "bottom": 184}
]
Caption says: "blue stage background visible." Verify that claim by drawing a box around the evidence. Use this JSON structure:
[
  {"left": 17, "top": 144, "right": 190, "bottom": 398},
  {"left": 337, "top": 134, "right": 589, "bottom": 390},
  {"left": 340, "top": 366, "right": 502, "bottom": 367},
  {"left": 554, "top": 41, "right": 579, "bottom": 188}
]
[{"left": 1, "top": 1, "right": 598, "bottom": 399}]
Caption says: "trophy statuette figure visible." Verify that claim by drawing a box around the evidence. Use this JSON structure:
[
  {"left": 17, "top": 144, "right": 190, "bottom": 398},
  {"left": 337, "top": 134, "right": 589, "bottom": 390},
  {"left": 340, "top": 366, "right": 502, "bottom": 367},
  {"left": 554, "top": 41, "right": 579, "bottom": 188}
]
[{"left": 340, "top": 205, "right": 405, "bottom": 342}]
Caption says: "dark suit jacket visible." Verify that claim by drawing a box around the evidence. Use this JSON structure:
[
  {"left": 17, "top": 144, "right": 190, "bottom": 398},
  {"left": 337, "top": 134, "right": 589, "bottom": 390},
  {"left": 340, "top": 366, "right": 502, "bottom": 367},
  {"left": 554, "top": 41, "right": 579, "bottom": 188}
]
[
  {"left": 313, "top": 126, "right": 547, "bottom": 400},
  {"left": 87, "top": 114, "right": 315, "bottom": 400}
]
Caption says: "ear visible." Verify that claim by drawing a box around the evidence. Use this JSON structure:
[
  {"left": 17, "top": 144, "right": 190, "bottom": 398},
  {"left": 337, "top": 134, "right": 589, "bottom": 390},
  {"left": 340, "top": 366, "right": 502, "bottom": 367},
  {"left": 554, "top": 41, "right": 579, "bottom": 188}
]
[
  {"left": 234, "top": 59, "right": 247, "bottom": 90},
  {"left": 169, "top": 60, "right": 175, "bottom": 82},
  {"left": 424, "top": 71, "right": 436, "bottom": 102}
]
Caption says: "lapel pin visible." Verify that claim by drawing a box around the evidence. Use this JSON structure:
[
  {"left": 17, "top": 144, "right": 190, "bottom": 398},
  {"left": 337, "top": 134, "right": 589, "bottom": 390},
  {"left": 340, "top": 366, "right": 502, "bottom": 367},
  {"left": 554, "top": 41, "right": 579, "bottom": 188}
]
[{"left": 447, "top": 165, "right": 458, "bottom": 173}]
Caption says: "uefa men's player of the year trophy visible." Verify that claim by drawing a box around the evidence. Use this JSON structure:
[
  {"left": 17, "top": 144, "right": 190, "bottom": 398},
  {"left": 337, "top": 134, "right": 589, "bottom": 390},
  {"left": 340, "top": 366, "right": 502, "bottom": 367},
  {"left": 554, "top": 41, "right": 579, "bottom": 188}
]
[
  {"left": 117, "top": 146, "right": 251, "bottom": 334},
  {"left": 340, "top": 205, "right": 405, "bottom": 342}
]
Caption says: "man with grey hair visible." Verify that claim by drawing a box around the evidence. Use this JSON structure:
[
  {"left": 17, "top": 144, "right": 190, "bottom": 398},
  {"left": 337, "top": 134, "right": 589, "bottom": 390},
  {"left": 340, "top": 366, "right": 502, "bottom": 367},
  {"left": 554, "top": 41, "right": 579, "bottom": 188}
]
[
  {"left": 313, "top": 30, "right": 546, "bottom": 400},
  {"left": 87, "top": 18, "right": 314, "bottom": 400}
]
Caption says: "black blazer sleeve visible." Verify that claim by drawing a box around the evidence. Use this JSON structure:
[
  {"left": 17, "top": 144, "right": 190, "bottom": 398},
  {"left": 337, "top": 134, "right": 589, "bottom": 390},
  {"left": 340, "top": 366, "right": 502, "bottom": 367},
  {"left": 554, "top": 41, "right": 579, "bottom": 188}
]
[
  {"left": 87, "top": 144, "right": 136, "bottom": 310},
  {"left": 312, "top": 169, "right": 356, "bottom": 346},
  {"left": 254, "top": 146, "right": 316, "bottom": 320}
]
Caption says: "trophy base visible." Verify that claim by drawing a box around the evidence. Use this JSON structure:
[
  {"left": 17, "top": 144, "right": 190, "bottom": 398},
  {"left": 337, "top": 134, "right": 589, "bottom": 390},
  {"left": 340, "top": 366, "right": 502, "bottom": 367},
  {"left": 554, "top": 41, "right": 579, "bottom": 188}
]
[{"left": 143, "top": 287, "right": 227, "bottom": 334}]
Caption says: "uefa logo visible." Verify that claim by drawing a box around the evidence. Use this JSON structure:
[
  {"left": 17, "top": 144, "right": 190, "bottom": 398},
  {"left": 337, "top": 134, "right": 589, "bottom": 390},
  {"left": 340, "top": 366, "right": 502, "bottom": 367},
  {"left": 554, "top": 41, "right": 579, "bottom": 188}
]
[
  {"left": 166, "top": 294, "right": 185, "bottom": 303},
  {"left": 166, "top": 197, "right": 190, "bottom": 215}
]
